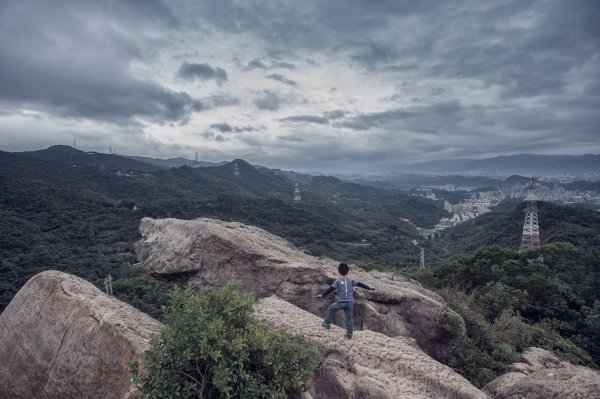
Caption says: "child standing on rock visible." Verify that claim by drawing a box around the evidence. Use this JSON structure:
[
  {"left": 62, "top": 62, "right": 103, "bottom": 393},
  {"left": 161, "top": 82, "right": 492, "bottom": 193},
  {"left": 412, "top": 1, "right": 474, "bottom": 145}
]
[{"left": 315, "top": 262, "right": 375, "bottom": 339}]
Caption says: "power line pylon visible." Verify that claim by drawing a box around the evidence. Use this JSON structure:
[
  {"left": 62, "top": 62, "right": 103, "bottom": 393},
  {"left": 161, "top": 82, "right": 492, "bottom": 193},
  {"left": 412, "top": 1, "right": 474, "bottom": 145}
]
[
  {"left": 420, "top": 248, "right": 425, "bottom": 268},
  {"left": 293, "top": 183, "right": 301, "bottom": 201},
  {"left": 233, "top": 162, "right": 240, "bottom": 176},
  {"left": 104, "top": 275, "right": 113, "bottom": 296},
  {"left": 520, "top": 177, "right": 540, "bottom": 251}
]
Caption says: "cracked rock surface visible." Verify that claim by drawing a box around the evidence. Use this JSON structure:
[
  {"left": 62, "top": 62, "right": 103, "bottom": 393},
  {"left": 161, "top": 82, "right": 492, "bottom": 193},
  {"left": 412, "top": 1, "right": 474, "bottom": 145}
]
[
  {"left": 257, "top": 295, "right": 488, "bottom": 399},
  {"left": 483, "top": 347, "right": 600, "bottom": 399},
  {"left": 0, "top": 270, "right": 163, "bottom": 399},
  {"left": 135, "top": 217, "right": 461, "bottom": 360}
]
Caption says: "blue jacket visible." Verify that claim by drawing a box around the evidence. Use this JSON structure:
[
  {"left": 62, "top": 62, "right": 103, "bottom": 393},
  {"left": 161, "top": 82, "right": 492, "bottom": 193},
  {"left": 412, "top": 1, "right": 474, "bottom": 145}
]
[{"left": 331, "top": 277, "right": 359, "bottom": 302}]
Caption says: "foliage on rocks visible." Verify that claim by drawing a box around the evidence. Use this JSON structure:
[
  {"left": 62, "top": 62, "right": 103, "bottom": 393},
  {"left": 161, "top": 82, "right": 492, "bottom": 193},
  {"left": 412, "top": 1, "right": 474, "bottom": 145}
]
[{"left": 129, "top": 284, "right": 319, "bottom": 399}]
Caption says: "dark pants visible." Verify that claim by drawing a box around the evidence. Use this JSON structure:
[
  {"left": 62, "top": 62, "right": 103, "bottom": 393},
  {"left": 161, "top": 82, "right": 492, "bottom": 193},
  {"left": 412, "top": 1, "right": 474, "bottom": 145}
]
[{"left": 324, "top": 301, "right": 354, "bottom": 336}]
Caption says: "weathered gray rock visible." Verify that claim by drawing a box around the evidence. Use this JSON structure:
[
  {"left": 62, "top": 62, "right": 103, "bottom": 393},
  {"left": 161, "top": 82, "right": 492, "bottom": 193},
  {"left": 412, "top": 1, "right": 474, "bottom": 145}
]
[
  {"left": 257, "top": 296, "right": 488, "bottom": 399},
  {"left": 483, "top": 347, "right": 600, "bottom": 399},
  {"left": 135, "top": 217, "right": 463, "bottom": 360},
  {"left": 0, "top": 270, "right": 163, "bottom": 399}
]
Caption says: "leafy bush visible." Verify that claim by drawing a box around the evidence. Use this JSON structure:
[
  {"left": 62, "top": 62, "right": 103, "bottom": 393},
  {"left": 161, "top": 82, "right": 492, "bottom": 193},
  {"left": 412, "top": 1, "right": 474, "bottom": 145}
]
[
  {"left": 129, "top": 284, "right": 320, "bottom": 399},
  {"left": 438, "top": 307, "right": 464, "bottom": 339},
  {"left": 493, "top": 310, "right": 594, "bottom": 366},
  {"left": 435, "top": 288, "right": 519, "bottom": 387}
]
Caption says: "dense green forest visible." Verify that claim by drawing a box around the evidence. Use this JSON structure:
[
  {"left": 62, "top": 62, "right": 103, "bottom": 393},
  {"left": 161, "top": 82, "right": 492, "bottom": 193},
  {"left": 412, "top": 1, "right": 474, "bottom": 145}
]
[
  {"left": 1, "top": 146, "right": 598, "bottom": 388},
  {"left": 403, "top": 200, "right": 600, "bottom": 385},
  {"left": 0, "top": 146, "right": 445, "bottom": 317}
]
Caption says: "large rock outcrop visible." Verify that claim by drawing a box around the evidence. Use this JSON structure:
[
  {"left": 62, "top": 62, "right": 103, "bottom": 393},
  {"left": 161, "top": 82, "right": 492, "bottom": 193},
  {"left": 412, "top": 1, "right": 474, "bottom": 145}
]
[
  {"left": 257, "top": 296, "right": 488, "bottom": 399},
  {"left": 0, "top": 270, "right": 163, "bottom": 399},
  {"left": 483, "top": 347, "right": 600, "bottom": 399},
  {"left": 135, "top": 217, "right": 461, "bottom": 360}
]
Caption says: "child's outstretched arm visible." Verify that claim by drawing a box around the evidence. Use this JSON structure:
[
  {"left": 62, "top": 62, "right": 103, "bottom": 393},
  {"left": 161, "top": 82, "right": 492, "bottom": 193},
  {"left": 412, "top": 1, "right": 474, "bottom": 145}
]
[
  {"left": 356, "top": 281, "right": 375, "bottom": 290},
  {"left": 315, "top": 286, "right": 335, "bottom": 298}
]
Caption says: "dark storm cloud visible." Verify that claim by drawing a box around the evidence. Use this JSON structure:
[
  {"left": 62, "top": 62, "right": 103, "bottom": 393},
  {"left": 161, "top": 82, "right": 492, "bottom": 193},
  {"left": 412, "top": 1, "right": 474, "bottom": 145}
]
[
  {"left": 0, "top": 0, "right": 200, "bottom": 125},
  {"left": 2, "top": 0, "right": 599, "bottom": 166},
  {"left": 272, "top": 61, "right": 296, "bottom": 69},
  {"left": 192, "top": 0, "right": 599, "bottom": 101},
  {"left": 279, "top": 110, "right": 346, "bottom": 125},
  {"left": 244, "top": 58, "right": 297, "bottom": 71},
  {"left": 245, "top": 59, "right": 268, "bottom": 70},
  {"left": 177, "top": 62, "right": 228, "bottom": 85},
  {"left": 209, "top": 123, "right": 260, "bottom": 133},
  {"left": 340, "top": 101, "right": 465, "bottom": 133},
  {"left": 265, "top": 74, "right": 297, "bottom": 87},
  {"left": 423, "top": 1, "right": 600, "bottom": 99},
  {"left": 186, "top": 0, "right": 438, "bottom": 51},
  {"left": 280, "top": 115, "right": 328, "bottom": 124}
]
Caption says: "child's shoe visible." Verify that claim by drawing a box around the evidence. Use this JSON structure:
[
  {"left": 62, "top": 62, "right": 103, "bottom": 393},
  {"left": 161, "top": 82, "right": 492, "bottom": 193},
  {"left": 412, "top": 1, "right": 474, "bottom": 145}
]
[
  {"left": 345, "top": 334, "right": 352, "bottom": 339},
  {"left": 322, "top": 322, "right": 330, "bottom": 329}
]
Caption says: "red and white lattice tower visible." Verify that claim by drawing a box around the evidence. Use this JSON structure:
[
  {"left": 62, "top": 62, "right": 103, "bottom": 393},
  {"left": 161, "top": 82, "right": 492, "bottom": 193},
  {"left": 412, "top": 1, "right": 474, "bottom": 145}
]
[
  {"left": 520, "top": 177, "right": 540, "bottom": 251},
  {"left": 293, "top": 183, "right": 301, "bottom": 201}
]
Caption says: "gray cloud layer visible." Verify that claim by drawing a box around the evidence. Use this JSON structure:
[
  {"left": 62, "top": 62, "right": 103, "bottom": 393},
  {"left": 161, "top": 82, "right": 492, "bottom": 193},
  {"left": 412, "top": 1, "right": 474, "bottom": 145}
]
[
  {"left": 0, "top": 0, "right": 202, "bottom": 125},
  {"left": 265, "top": 74, "right": 297, "bottom": 87},
  {"left": 0, "top": 0, "right": 598, "bottom": 171}
]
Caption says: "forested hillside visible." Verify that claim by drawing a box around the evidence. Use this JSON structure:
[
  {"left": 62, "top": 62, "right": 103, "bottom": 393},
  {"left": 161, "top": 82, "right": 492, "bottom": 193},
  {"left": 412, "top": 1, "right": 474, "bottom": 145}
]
[
  {"left": 1, "top": 146, "right": 598, "bottom": 387},
  {"left": 405, "top": 200, "right": 600, "bottom": 385},
  {"left": 0, "top": 146, "right": 446, "bottom": 316}
]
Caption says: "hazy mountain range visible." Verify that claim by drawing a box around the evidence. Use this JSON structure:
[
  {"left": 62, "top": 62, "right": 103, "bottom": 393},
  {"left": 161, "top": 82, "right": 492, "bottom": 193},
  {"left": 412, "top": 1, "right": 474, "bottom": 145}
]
[
  {"left": 368, "top": 154, "right": 600, "bottom": 176},
  {"left": 119, "top": 152, "right": 600, "bottom": 177},
  {"left": 124, "top": 155, "right": 227, "bottom": 169}
]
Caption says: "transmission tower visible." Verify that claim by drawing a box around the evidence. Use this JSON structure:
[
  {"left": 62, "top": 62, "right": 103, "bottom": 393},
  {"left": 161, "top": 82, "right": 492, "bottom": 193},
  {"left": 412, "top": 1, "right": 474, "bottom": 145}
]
[
  {"left": 233, "top": 162, "right": 240, "bottom": 176},
  {"left": 104, "top": 274, "right": 113, "bottom": 296},
  {"left": 194, "top": 152, "right": 199, "bottom": 165},
  {"left": 520, "top": 177, "right": 540, "bottom": 251},
  {"left": 420, "top": 248, "right": 425, "bottom": 268},
  {"left": 293, "top": 183, "right": 301, "bottom": 201}
]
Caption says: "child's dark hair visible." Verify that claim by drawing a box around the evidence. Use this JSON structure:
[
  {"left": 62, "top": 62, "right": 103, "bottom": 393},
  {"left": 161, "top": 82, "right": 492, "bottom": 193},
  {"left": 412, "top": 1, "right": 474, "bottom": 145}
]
[{"left": 338, "top": 262, "right": 349, "bottom": 276}]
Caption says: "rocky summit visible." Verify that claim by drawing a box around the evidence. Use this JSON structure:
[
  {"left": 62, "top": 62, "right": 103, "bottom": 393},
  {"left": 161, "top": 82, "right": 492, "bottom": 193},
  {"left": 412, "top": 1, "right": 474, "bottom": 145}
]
[
  {"left": 135, "top": 216, "right": 462, "bottom": 360},
  {"left": 257, "top": 295, "right": 487, "bottom": 399},
  {"left": 0, "top": 270, "right": 163, "bottom": 399},
  {"left": 2, "top": 218, "right": 599, "bottom": 398}
]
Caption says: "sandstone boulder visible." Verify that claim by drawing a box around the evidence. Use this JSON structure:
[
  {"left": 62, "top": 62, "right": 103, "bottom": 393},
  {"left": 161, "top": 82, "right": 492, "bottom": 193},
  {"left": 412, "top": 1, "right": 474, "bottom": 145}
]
[
  {"left": 0, "top": 270, "right": 163, "bottom": 399},
  {"left": 483, "top": 347, "right": 600, "bottom": 399},
  {"left": 257, "top": 295, "right": 488, "bottom": 399},
  {"left": 135, "top": 217, "right": 462, "bottom": 360}
]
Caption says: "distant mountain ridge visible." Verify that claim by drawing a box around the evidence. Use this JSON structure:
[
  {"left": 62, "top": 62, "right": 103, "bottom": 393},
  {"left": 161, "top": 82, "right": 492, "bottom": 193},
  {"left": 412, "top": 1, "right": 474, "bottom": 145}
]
[
  {"left": 372, "top": 154, "right": 600, "bottom": 175},
  {"left": 124, "top": 155, "right": 227, "bottom": 168}
]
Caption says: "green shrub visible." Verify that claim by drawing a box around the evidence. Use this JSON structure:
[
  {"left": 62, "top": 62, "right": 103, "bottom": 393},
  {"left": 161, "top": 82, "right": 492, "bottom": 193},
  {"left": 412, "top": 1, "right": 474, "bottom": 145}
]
[
  {"left": 129, "top": 284, "right": 320, "bottom": 399},
  {"left": 438, "top": 307, "right": 464, "bottom": 339},
  {"left": 494, "top": 310, "right": 594, "bottom": 366}
]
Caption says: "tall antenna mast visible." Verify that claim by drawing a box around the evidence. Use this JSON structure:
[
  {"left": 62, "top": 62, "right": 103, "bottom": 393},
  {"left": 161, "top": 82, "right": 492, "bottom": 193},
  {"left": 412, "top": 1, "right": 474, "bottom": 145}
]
[
  {"left": 104, "top": 275, "right": 113, "bottom": 296},
  {"left": 293, "top": 183, "right": 301, "bottom": 201},
  {"left": 520, "top": 177, "right": 540, "bottom": 251}
]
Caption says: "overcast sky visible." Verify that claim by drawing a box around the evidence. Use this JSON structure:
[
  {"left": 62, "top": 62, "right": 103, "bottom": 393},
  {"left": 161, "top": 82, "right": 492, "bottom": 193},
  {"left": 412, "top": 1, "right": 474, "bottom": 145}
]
[{"left": 0, "top": 0, "right": 598, "bottom": 172}]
